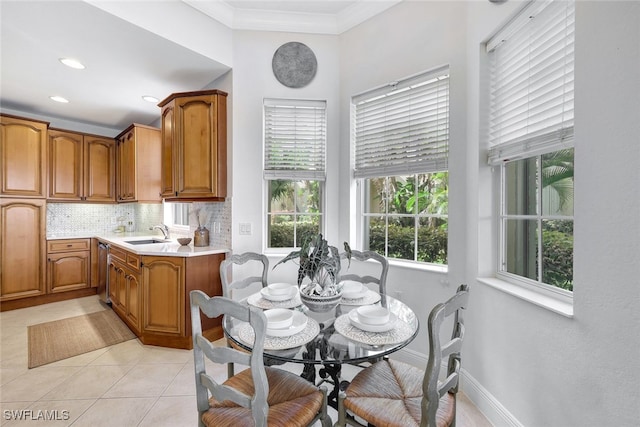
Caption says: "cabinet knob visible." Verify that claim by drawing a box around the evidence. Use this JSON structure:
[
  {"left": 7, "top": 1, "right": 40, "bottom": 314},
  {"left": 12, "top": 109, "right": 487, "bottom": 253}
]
[{"left": 66, "top": 244, "right": 73, "bottom": 247}]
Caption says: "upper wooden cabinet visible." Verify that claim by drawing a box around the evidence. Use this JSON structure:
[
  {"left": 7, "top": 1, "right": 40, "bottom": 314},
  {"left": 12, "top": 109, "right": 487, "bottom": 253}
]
[
  {"left": 115, "top": 124, "right": 161, "bottom": 203},
  {"left": 0, "top": 114, "right": 48, "bottom": 198},
  {"left": 48, "top": 129, "right": 116, "bottom": 202},
  {"left": 158, "top": 90, "right": 228, "bottom": 201}
]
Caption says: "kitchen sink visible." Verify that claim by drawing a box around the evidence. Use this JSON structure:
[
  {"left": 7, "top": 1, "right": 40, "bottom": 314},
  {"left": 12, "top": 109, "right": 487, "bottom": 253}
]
[{"left": 124, "top": 239, "right": 167, "bottom": 245}]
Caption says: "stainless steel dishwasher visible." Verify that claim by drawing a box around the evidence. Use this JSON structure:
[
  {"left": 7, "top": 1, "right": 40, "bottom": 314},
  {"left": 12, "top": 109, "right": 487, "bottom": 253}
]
[{"left": 98, "top": 242, "right": 110, "bottom": 303}]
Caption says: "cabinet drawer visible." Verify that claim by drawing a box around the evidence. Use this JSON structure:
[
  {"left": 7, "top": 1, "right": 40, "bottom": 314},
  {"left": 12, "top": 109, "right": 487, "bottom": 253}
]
[
  {"left": 126, "top": 253, "right": 141, "bottom": 271},
  {"left": 48, "top": 239, "right": 91, "bottom": 253},
  {"left": 109, "top": 246, "right": 127, "bottom": 263}
]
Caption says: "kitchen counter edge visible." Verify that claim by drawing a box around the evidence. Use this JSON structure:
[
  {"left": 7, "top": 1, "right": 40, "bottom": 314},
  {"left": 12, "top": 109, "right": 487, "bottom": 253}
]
[{"left": 47, "top": 233, "right": 230, "bottom": 258}]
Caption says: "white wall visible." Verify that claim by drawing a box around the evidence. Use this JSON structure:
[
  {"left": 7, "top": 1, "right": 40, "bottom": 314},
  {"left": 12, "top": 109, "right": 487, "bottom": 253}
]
[
  {"left": 228, "top": 30, "right": 341, "bottom": 282},
  {"left": 333, "top": 1, "right": 640, "bottom": 426},
  {"left": 338, "top": 0, "right": 469, "bottom": 356}
]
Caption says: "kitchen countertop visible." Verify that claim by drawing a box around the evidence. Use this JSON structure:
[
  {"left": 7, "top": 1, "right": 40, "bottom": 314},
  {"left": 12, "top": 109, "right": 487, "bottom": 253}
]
[{"left": 47, "top": 232, "right": 230, "bottom": 258}]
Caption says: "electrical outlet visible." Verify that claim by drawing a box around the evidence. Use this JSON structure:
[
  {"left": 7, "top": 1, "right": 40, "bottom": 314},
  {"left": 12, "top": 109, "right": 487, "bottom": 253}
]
[{"left": 239, "top": 223, "right": 252, "bottom": 236}]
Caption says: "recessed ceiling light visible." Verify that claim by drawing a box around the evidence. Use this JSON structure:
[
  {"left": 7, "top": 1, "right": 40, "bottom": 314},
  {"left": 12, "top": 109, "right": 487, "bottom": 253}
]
[
  {"left": 50, "top": 96, "right": 69, "bottom": 103},
  {"left": 142, "top": 95, "right": 159, "bottom": 103},
  {"left": 59, "top": 58, "right": 85, "bottom": 69}
]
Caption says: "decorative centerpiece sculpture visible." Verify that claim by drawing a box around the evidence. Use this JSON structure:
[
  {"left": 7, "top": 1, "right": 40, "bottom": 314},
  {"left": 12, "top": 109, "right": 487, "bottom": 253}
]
[{"left": 274, "top": 233, "right": 351, "bottom": 312}]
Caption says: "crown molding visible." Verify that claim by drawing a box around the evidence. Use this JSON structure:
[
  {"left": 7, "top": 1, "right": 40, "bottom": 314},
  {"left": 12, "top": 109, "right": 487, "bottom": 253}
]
[{"left": 183, "top": 0, "right": 402, "bottom": 35}]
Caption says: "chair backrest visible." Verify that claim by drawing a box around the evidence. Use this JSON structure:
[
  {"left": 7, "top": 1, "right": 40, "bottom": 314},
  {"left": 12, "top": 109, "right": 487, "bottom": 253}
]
[
  {"left": 220, "top": 252, "right": 269, "bottom": 299},
  {"left": 339, "top": 250, "right": 389, "bottom": 307},
  {"left": 190, "top": 290, "right": 270, "bottom": 426},
  {"left": 421, "top": 284, "right": 469, "bottom": 427}
]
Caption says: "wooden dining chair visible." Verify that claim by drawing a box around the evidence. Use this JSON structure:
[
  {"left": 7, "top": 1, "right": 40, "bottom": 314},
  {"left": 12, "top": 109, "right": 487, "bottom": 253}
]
[
  {"left": 190, "top": 291, "right": 332, "bottom": 427},
  {"left": 335, "top": 284, "right": 470, "bottom": 427},
  {"left": 339, "top": 250, "right": 389, "bottom": 307}
]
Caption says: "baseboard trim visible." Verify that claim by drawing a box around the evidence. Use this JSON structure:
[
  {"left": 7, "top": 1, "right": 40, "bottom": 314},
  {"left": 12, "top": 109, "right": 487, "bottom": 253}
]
[{"left": 394, "top": 348, "right": 523, "bottom": 427}]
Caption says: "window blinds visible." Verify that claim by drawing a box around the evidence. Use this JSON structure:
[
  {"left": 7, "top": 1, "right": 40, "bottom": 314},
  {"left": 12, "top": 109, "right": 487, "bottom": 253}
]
[
  {"left": 353, "top": 66, "right": 450, "bottom": 178},
  {"left": 487, "top": 0, "right": 575, "bottom": 165},
  {"left": 264, "top": 99, "right": 326, "bottom": 180}
]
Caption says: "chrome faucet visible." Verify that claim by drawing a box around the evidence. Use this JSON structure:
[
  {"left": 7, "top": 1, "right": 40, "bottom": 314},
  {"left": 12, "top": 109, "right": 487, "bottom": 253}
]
[{"left": 151, "top": 224, "right": 170, "bottom": 240}]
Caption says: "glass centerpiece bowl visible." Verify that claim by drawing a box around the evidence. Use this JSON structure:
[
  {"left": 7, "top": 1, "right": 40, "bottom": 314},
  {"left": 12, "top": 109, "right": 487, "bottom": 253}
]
[{"left": 274, "top": 233, "right": 351, "bottom": 313}]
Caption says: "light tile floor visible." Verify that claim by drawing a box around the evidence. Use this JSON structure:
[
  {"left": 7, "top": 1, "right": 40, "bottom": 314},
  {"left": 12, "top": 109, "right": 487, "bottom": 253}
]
[{"left": 0, "top": 296, "right": 492, "bottom": 426}]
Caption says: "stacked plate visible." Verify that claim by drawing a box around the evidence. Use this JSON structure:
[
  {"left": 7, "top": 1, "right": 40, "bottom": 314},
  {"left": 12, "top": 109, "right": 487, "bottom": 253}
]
[
  {"left": 264, "top": 308, "right": 308, "bottom": 337},
  {"left": 260, "top": 283, "right": 298, "bottom": 302},
  {"left": 349, "top": 305, "right": 397, "bottom": 332}
]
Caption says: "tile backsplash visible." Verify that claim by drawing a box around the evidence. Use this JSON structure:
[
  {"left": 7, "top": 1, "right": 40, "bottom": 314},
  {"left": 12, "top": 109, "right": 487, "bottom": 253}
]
[
  {"left": 46, "top": 203, "right": 162, "bottom": 236},
  {"left": 187, "top": 201, "right": 232, "bottom": 248},
  {"left": 46, "top": 201, "right": 232, "bottom": 249}
]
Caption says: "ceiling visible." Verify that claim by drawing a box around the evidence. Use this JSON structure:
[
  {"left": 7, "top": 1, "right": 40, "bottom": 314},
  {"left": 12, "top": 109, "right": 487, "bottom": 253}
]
[{"left": 0, "top": 0, "right": 399, "bottom": 133}]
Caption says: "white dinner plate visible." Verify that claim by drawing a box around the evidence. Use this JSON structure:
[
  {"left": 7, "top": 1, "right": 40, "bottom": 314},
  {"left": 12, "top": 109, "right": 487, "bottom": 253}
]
[
  {"left": 260, "top": 285, "right": 297, "bottom": 302},
  {"left": 266, "top": 311, "right": 308, "bottom": 337},
  {"left": 340, "top": 289, "right": 381, "bottom": 306},
  {"left": 341, "top": 287, "right": 368, "bottom": 300},
  {"left": 348, "top": 309, "right": 398, "bottom": 333}
]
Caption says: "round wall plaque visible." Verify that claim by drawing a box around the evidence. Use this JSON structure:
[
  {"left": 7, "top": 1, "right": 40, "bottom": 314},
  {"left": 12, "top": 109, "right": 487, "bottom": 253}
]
[{"left": 272, "top": 42, "right": 317, "bottom": 88}]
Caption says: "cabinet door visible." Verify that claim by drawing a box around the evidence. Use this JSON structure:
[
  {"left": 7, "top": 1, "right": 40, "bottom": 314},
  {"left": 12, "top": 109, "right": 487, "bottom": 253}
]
[
  {"left": 142, "top": 256, "right": 185, "bottom": 335},
  {"left": 0, "top": 199, "right": 46, "bottom": 300},
  {"left": 125, "top": 272, "right": 141, "bottom": 332},
  {"left": 0, "top": 115, "right": 48, "bottom": 197},
  {"left": 47, "top": 251, "right": 90, "bottom": 293},
  {"left": 84, "top": 136, "right": 115, "bottom": 202},
  {"left": 160, "top": 104, "right": 175, "bottom": 198},
  {"left": 174, "top": 94, "right": 226, "bottom": 199},
  {"left": 108, "top": 260, "right": 127, "bottom": 314},
  {"left": 48, "top": 130, "right": 83, "bottom": 200},
  {"left": 117, "top": 131, "right": 136, "bottom": 202}
]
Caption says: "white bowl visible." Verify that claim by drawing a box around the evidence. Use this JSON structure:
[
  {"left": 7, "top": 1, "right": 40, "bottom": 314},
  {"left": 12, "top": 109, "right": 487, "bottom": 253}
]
[
  {"left": 341, "top": 281, "right": 364, "bottom": 299},
  {"left": 267, "top": 282, "right": 294, "bottom": 296},
  {"left": 356, "top": 305, "right": 390, "bottom": 325},
  {"left": 264, "top": 308, "right": 294, "bottom": 329}
]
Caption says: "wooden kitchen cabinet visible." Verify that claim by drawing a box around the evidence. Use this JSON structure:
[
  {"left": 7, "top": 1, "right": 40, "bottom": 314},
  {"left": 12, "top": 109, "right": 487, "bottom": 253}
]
[
  {"left": 48, "top": 129, "right": 116, "bottom": 202},
  {"left": 158, "top": 90, "right": 227, "bottom": 201},
  {"left": 0, "top": 199, "right": 46, "bottom": 301},
  {"left": 105, "top": 244, "right": 224, "bottom": 348},
  {"left": 108, "top": 245, "right": 141, "bottom": 333},
  {"left": 141, "top": 256, "right": 185, "bottom": 336},
  {"left": 0, "top": 114, "right": 48, "bottom": 198},
  {"left": 115, "top": 124, "right": 161, "bottom": 203},
  {"left": 47, "top": 239, "right": 91, "bottom": 293}
]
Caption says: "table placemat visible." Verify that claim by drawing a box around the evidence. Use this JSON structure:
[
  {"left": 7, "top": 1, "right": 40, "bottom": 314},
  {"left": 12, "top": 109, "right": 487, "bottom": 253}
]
[
  {"left": 340, "top": 289, "right": 381, "bottom": 306},
  {"left": 247, "top": 290, "right": 302, "bottom": 309},
  {"left": 334, "top": 313, "right": 414, "bottom": 345},
  {"left": 237, "top": 317, "right": 320, "bottom": 350}
]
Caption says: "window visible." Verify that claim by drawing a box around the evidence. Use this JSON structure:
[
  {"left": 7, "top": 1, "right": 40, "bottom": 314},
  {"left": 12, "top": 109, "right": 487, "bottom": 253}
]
[
  {"left": 163, "top": 202, "right": 190, "bottom": 228},
  {"left": 264, "top": 99, "right": 326, "bottom": 248},
  {"left": 488, "top": 0, "right": 575, "bottom": 291},
  {"left": 501, "top": 149, "right": 574, "bottom": 290},
  {"left": 353, "top": 66, "right": 450, "bottom": 264}
]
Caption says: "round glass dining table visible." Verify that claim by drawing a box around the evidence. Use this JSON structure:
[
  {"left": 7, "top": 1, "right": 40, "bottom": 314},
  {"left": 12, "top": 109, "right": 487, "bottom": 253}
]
[{"left": 222, "top": 290, "right": 420, "bottom": 408}]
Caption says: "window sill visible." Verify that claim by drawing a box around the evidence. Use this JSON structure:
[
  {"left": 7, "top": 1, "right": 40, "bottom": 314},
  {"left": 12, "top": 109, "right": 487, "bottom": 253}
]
[
  {"left": 388, "top": 258, "right": 448, "bottom": 275},
  {"left": 477, "top": 276, "right": 574, "bottom": 318}
]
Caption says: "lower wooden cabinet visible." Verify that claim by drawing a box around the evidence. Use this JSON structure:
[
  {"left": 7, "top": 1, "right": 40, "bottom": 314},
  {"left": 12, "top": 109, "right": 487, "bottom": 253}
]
[
  {"left": 0, "top": 199, "right": 46, "bottom": 301},
  {"left": 107, "top": 245, "right": 224, "bottom": 349},
  {"left": 47, "top": 239, "right": 91, "bottom": 293},
  {"left": 108, "top": 245, "right": 141, "bottom": 334},
  {"left": 142, "top": 256, "right": 185, "bottom": 336}
]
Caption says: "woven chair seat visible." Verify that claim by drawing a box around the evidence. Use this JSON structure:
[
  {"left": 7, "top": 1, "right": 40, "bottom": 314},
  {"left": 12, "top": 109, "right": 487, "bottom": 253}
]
[
  {"left": 202, "top": 367, "right": 325, "bottom": 427},
  {"left": 344, "top": 359, "right": 455, "bottom": 427}
]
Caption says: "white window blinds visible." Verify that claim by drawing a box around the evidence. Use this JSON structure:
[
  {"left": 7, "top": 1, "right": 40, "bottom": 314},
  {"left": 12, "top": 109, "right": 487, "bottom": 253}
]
[
  {"left": 264, "top": 99, "right": 326, "bottom": 180},
  {"left": 487, "top": 0, "right": 575, "bottom": 165},
  {"left": 353, "top": 66, "right": 449, "bottom": 179}
]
